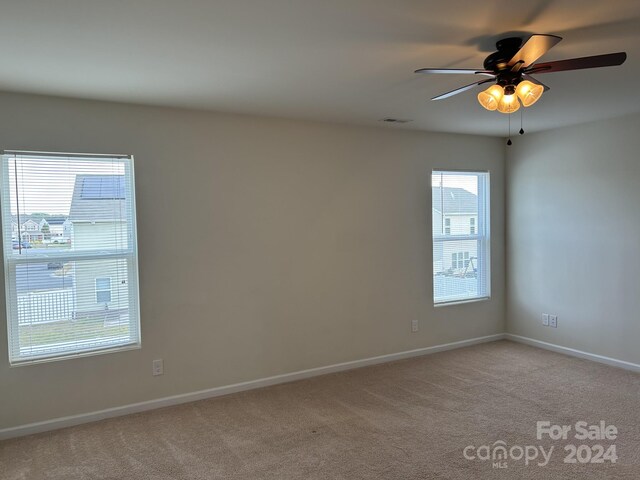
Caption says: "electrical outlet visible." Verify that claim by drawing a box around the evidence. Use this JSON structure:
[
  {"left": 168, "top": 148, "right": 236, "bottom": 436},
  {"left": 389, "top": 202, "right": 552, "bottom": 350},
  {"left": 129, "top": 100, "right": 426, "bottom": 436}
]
[
  {"left": 549, "top": 315, "right": 558, "bottom": 328},
  {"left": 411, "top": 319, "right": 419, "bottom": 333},
  {"left": 542, "top": 314, "right": 549, "bottom": 326},
  {"left": 152, "top": 359, "right": 164, "bottom": 376}
]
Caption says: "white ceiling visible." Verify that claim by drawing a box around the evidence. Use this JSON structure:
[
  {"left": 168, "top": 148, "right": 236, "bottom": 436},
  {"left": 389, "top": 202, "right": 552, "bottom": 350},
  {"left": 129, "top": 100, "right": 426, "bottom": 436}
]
[{"left": 1, "top": 0, "right": 639, "bottom": 136}]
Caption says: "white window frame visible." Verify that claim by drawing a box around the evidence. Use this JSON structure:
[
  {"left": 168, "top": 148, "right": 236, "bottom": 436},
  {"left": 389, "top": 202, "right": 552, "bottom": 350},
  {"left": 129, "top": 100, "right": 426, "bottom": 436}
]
[
  {"left": 432, "top": 170, "right": 490, "bottom": 305},
  {"left": 1, "top": 151, "right": 141, "bottom": 365},
  {"left": 95, "top": 277, "right": 113, "bottom": 304}
]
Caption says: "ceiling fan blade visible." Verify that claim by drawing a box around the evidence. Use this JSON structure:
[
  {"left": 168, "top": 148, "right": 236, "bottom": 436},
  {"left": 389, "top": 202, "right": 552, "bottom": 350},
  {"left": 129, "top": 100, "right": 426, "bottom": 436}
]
[
  {"left": 526, "top": 52, "right": 627, "bottom": 74},
  {"left": 508, "top": 34, "right": 563, "bottom": 69},
  {"left": 523, "top": 74, "right": 550, "bottom": 92},
  {"left": 415, "top": 68, "right": 495, "bottom": 77},
  {"left": 431, "top": 78, "right": 494, "bottom": 101}
]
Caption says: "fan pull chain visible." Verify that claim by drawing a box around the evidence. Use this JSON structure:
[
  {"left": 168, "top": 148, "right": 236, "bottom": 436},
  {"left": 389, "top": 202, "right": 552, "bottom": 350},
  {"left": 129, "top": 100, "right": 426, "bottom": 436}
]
[
  {"left": 519, "top": 108, "right": 525, "bottom": 135},
  {"left": 507, "top": 113, "right": 512, "bottom": 146}
]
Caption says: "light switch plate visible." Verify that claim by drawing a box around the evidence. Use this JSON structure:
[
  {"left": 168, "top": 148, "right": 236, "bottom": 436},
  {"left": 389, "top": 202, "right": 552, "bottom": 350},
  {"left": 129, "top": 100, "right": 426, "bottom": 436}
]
[{"left": 152, "top": 359, "right": 164, "bottom": 376}]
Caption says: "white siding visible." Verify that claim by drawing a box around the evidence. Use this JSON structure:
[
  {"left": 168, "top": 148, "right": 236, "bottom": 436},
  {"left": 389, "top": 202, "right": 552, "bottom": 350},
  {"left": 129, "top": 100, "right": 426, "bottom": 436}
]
[{"left": 72, "top": 222, "right": 128, "bottom": 251}]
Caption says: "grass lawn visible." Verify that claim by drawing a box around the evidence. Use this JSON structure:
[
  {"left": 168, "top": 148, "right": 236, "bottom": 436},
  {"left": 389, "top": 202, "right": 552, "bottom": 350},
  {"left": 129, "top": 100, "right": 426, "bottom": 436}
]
[{"left": 19, "top": 317, "right": 129, "bottom": 347}]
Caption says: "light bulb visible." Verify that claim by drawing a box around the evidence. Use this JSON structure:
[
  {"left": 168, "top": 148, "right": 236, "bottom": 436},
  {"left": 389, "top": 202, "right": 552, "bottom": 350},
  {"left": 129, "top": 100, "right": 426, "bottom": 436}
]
[
  {"left": 516, "top": 80, "right": 544, "bottom": 107},
  {"left": 477, "top": 85, "right": 504, "bottom": 111},
  {"left": 497, "top": 91, "right": 520, "bottom": 114}
]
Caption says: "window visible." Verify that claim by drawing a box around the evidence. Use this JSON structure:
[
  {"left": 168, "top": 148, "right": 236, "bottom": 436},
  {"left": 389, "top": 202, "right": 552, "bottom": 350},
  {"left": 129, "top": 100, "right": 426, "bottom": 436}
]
[
  {"left": 95, "top": 277, "right": 112, "bottom": 304},
  {"left": 432, "top": 171, "right": 490, "bottom": 304},
  {"left": 1, "top": 151, "right": 140, "bottom": 364},
  {"left": 451, "top": 252, "right": 470, "bottom": 270}
]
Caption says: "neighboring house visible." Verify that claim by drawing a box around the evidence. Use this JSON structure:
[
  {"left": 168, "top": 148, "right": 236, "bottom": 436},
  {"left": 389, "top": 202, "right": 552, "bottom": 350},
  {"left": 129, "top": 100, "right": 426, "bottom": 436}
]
[
  {"left": 39, "top": 216, "right": 72, "bottom": 242},
  {"left": 11, "top": 215, "right": 71, "bottom": 243},
  {"left": 63, "top": 218, "right": 73, "bottom": 239},
  {"left": 22, "top": 219, "right": 40, "bottom": 232},
  {"left": 11, "top": 216, "right": 45, "bottom": 242},
  {"left": 432, "top": 187, "right": 478, "bottom": 275},
  {"left": 21, "top": 219, "right": 43, "bottom": 242},
  {"left": 69, "top": 174, "right": 129, "bottom": 315}
]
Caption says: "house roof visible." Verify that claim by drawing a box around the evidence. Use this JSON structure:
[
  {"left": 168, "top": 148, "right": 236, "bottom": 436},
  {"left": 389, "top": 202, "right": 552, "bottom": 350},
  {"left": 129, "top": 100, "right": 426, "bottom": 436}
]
[
  {"left": 42, "top": 216, "right": 68, "bottom": 225},
  {"left": 432, "top": 187, "right": 477, "bottom": 215},
  {"left": 12, "top": 215, "right": 69, "bottom": 226},
  {"left": 69, "top": 175, "right": 126, "bottom": 222},
  {"left": 11, "top": 214, "right": 45, "bottom": 225}
]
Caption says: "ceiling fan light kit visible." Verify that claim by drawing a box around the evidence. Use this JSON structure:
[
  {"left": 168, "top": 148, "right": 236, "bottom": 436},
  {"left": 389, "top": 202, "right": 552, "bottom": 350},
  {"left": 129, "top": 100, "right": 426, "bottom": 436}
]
[
  {"left": 415, "top": 34, "right": 627, "bottom": 117},
  {"left": 477, "top": 79, "right": 543, "bottom": 113}
]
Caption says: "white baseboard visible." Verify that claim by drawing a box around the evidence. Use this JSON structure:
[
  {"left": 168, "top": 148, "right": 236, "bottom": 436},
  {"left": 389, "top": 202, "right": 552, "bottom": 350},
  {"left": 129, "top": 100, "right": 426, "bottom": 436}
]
[
  {"left": 0, "top": 333, "right": 505, "bottom": 441},
  {"left": 505, "top": 334, "right": 640, "bottom": 373}
]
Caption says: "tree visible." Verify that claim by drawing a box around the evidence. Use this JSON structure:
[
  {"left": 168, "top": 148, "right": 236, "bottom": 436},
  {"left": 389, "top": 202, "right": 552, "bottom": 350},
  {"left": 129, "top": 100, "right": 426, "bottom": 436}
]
[{"left": 41, "top": 223, "right": 51, "bottom": 240}]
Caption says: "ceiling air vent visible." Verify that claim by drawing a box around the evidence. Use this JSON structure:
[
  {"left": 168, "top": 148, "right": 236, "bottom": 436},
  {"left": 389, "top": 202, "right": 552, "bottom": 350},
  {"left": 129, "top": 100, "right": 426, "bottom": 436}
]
[{"left": 380, "top": 118, "right": 412, "bottom": 124}]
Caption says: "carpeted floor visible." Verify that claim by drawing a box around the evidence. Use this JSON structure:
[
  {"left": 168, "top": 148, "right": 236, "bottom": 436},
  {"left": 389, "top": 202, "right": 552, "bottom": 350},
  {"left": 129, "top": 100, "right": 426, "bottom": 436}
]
[{"left": 2, "top": 340, "right": 640, "bottom": 479}]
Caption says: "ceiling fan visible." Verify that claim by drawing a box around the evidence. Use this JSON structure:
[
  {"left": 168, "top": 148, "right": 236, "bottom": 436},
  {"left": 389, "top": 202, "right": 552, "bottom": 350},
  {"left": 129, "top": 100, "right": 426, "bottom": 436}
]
[{"left": 415, "top": 34, "right": 627, "bottom": 114}]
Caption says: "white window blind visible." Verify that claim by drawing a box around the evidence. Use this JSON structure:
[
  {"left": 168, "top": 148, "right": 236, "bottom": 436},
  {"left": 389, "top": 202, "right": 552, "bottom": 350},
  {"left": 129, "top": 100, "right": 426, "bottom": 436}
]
[
  {"left": 432, "top": 171, "right": 490, "bottom": 304},
  {"left": 1, "top": 151, "right": 140, "bottom": 364}
]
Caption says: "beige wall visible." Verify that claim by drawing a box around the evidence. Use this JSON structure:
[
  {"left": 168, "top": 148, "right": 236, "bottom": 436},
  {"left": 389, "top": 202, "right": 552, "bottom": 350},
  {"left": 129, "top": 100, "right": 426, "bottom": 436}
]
[
  {"left": 0, "top": 92, "right": 505, "bottom": 429},
  {"left": 506, "top": 112, "right": 640, "bottom": 365}
]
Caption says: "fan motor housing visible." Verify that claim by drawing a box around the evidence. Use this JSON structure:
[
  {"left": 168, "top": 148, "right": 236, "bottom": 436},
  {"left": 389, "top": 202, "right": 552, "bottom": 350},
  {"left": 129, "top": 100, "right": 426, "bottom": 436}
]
[
  {"left": 483, "top": 37, "right": 523, "bottom": 72},
  {"left": 496, "top": 71, "right": 522, "bottom": 89}
]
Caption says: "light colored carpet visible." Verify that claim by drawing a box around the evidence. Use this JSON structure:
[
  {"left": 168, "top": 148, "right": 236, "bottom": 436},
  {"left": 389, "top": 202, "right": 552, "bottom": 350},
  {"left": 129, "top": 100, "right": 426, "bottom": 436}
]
[{"left": 2, "top": 340, "right": 640, "bottom": 479}]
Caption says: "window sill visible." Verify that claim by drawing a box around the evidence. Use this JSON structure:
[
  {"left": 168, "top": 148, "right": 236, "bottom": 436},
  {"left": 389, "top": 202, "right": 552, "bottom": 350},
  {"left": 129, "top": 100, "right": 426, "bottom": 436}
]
[
  {"left": 434, "top": 296, "right": 490, "bottom": 308},
  {"left": 9, "top": 342, "right": 141, "bottom": 367}
]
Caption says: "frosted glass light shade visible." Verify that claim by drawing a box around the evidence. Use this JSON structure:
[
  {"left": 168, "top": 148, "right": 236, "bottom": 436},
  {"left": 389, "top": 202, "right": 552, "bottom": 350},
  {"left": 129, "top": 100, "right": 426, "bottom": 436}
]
[
  {"left": 497, "top": 93, "right": 520, "bottom": 113},
  {"left": 516, "top": 80, "right": 544, "bottom": 107},
  {"left": 477, "top": 85, "right": 504, "bottom": 111}
]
